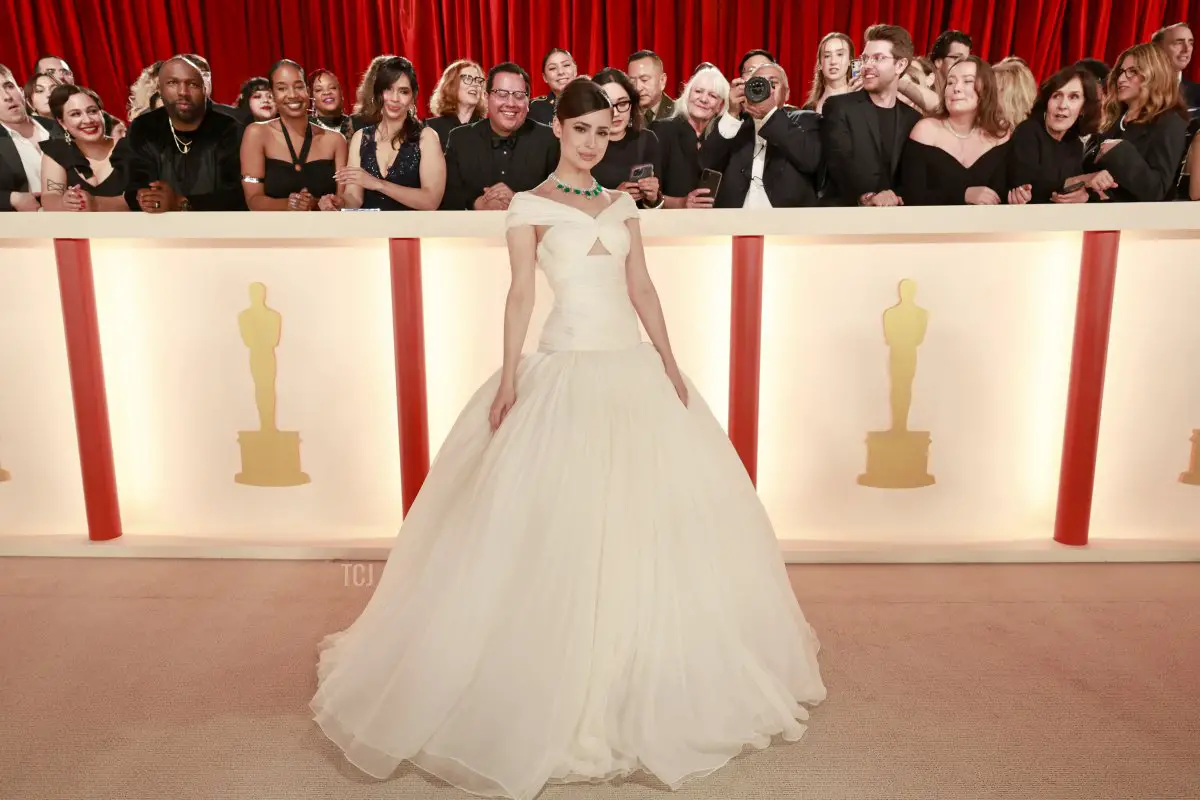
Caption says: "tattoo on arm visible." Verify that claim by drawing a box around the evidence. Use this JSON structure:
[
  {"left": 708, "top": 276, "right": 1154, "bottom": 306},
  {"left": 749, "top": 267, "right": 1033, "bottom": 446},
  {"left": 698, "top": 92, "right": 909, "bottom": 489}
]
[{"left": 46, "top": 180, "right": 67, "bottom": 194}]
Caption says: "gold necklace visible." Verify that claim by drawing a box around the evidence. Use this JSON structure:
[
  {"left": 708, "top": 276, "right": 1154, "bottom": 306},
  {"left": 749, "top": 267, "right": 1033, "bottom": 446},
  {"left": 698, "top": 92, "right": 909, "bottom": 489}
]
[{"left": 168, "top": 117, "right": 192, "bottom": 154}]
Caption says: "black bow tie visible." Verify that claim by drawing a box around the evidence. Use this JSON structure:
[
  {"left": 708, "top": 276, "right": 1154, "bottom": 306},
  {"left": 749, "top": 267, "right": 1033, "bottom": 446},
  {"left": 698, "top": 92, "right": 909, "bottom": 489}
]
[{"left": 492, "top": 136, "right": 516, "bottom": 149}]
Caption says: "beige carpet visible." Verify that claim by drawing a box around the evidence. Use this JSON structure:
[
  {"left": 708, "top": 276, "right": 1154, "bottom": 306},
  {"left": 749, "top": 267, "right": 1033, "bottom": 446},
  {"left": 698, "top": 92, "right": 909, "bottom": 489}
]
[{"left": 2, "top": 558, "right": 1198, "bottom": 800}]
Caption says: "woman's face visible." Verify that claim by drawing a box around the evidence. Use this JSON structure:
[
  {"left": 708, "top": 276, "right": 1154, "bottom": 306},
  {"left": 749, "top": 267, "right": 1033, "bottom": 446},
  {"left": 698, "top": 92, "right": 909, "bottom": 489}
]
[
  {"left": 249, "top": 89, "right": 276, "bottom": 121},
  {"left": 945, "top": 60, "right": 980, "bottom": 115},
  {"left": 311, "top": 74, "right": 342, "bottom": 115},
  {"left": 381, "top": 74, "right": 414, "bottom": 122},
  {"left": 600, "top": 82, "right": 632, "bottom": 134},
  {"left": 553, "top": 108, "right": 611, "bottom": 173},
  {"left": 687, "top": 81, "right": 723, "bottom": 124},
  {"left": 456, "top": 66, "right": 484, "bottom": 108},
  {"left": 543, "top": 51, "right": 577, "bottom": 94},
  {"left": 31, "top": 75, "right": 57, "bottom": 116},
  {"left": 1114, "top": 56, "right": 1145, "bottom": 106},
  {"left": 60, "top": 93, "right": 105, "bottom": 143},
  {"left": 271, "top": 65, "right": 307, "bottom": 120},
  {"left": 821, "top": 38, "right": 851, "bottom": 84},
  {"left": 1045, "top": 76, "right": 1085, "bottom": 136}
]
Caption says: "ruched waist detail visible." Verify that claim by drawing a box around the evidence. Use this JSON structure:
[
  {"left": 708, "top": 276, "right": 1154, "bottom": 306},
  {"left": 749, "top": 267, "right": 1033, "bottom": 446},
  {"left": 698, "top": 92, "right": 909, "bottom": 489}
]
[{"left": 538, "top": 292, "right": 643, "bottom": 353}]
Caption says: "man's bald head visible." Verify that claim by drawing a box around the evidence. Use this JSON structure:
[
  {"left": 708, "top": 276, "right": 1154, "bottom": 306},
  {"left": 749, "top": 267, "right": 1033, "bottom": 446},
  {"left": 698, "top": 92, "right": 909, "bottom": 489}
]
[{"left": 158, "top": 55, "right": 207, "bottom": 125}]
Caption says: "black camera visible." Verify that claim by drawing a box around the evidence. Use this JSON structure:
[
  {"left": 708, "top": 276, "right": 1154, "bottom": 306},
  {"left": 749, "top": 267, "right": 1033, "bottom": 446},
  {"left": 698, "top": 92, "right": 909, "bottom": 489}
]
[{"left": 744, "top": 75, "right": 772, "bottom": 104}]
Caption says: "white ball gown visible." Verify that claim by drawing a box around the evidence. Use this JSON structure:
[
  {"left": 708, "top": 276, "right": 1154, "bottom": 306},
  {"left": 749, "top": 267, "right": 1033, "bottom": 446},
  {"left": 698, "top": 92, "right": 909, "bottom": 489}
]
[{"left": 309, "top": 190, "right": 826, "bottom": 799}]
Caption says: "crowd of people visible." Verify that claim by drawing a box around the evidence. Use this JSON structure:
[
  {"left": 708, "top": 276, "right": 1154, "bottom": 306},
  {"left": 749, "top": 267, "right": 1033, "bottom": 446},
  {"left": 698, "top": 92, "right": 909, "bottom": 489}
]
[{"left": 1, "top": 21, "right": 1198, "bottom": 213}]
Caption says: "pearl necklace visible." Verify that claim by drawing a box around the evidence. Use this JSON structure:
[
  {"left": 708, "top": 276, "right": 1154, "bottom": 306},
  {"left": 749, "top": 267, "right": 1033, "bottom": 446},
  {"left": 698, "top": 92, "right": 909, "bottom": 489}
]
[
  {"left": 550, "top": 172, "right": 602, "bottom": 197},
  {"left": 943, "top": 119, "right": 975, "bottom": 139}
]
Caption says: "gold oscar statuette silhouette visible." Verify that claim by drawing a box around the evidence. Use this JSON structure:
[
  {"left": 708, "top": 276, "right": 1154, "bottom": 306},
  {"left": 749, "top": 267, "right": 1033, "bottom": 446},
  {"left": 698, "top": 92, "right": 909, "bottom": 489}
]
[
  {"left": 858, "top": 278, "right": 936, "bottom": 489},
  {"left": 234, "top": 282, "right": 311, "bottom": 487},
  {"left": 1179, "top": 429, "right": 1200, "bottom": 486}
]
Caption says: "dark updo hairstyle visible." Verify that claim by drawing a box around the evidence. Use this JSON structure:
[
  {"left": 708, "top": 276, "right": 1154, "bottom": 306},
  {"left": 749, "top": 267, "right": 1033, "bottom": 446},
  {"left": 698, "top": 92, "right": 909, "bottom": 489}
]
[
  {"left": 48, "top": 84, "right": 103, "bottom": 123},
  {"left": 554, "top": 78, "right": 612, "bottom": 123},
  {"left": 371, "top": 56, "right": 422, "bottom": 146},
  {"left": 1030, "top": 65, "right": 1101, "bottom": 138},
  {"left": 268, "top": 59, "right": 305, "bottom": 86},
  {"left": 590, "top": 68, "right": 641, "bottom": 132},
  {"left": 236, "top": 76, "right": 270, "bottom": 111}
]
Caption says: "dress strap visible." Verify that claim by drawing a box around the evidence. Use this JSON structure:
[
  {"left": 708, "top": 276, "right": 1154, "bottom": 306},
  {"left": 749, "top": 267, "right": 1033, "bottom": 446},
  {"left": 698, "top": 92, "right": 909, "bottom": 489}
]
[{"left": 281, "top": 122, "right": 314, "bottom": 172}]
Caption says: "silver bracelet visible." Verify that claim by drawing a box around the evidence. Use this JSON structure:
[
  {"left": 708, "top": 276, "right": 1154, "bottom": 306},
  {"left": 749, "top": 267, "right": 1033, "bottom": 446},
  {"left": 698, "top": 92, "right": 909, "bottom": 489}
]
[{"left": 241, "top": 176, "right": 262, "bottom": 184}]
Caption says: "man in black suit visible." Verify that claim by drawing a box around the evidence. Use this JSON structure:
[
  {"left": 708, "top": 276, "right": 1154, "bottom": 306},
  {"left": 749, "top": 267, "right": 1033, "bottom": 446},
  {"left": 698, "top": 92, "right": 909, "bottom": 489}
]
[
  {"left": 700, "top": 62, "right": 822, "bottom": 208},
  {"left": 0, "top": 63, "right": 59, "bottom": 212},
  {"left": 442, "top": 62, "right": 559, "bottom": 211},
  {"left": 1153, "top": 23, "right": 1200, "bottom": 115},
  {"left": 821, "top": 24, "right": 922, "bottom": 207}
]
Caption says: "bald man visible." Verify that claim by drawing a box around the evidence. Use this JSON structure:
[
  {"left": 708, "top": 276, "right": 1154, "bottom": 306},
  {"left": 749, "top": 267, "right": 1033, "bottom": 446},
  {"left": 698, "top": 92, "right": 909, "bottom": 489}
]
[
  {"left": 123, "top": 55, "right": 245, "bottom": 212},
  {"left": 700, "top": 62, "right": 823, "bottom": 208}
]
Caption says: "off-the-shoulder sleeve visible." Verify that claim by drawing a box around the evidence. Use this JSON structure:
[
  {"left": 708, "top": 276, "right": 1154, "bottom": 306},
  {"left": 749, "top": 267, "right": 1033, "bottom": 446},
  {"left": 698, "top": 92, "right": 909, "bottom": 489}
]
[
  {"left": 504, "top": 192, "right": 538, "bottom": 229},
  {"left": 608, "top": 190, "right": 641, "bottom": 223}
]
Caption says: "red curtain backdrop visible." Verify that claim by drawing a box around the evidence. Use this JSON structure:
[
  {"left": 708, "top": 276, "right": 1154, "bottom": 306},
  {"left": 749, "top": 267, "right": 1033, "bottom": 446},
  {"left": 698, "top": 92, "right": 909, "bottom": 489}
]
[{"left": 2, "top": 0, "right": 1197, "bottom": 121}]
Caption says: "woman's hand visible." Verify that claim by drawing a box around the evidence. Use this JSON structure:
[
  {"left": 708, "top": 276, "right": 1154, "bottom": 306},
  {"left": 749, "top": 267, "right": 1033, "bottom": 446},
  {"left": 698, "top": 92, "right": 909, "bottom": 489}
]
[
  {"left": 489, "top": 381, "right": 516, "bottom": 432},
  {"left": 1006, "top": 184, "right": 1032, "bottom": 205},
  {"left": 318, "top": 194, "right": 344, "bottom": 211},
  {"left": 335, "top": 166, "right": 381, "bottom": 192},
  {"left": 684, "top": 187, "right": 715, "bottom": 209},
  {"left": 1084, "top": 170, "right": 1118, "bottom": 200},
  {"left": 63, "top": 185, "right": 92, "bottom": 212},
  {"left": 636, "top": 175, "right": 660, "bottom": 205},
  {"left": 965, "top": 186, "right": 1001, "bottom": 205},
  {"left": 616, "top": 181, "right": 643, "bottom": 202},
  {"left": 287, "top": 189, "right": 316, "bottom": 211},
  {"left": 665, "top": 365, "right": 688, "bottom": 407}
]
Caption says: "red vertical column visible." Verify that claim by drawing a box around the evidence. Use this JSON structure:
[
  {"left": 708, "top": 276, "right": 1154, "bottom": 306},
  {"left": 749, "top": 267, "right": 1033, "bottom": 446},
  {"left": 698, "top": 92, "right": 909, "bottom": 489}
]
[
  {"left": 54, "top": 239, "right": 122, "bottom": 541},
  {"left": 389, "top": 238, "right": 430, "bottom": 516},
  {"left": 1054, "top": 231, "right": 1121, "bottom": 546},
  {"left": 729, "top": 235, "right": 766, "bottom": 485}
]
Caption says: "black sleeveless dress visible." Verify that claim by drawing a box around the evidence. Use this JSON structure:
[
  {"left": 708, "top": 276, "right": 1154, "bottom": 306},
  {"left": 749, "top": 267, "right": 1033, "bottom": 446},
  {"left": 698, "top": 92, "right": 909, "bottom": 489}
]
[
  {"left": 263, "top": 123, "right": 337, "bottom": 199},
  {"left": 41, "top": 138, "right": 132, "bottom": 197},
  {"left": 359, "top": 123, "right": 423, "bottom": 210}
]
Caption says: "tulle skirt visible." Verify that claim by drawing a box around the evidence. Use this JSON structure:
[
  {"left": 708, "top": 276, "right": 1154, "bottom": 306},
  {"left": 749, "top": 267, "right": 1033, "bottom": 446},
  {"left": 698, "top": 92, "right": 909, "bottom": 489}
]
[{"left": 310, "top": 343, "right": 826, "bottom": 799}]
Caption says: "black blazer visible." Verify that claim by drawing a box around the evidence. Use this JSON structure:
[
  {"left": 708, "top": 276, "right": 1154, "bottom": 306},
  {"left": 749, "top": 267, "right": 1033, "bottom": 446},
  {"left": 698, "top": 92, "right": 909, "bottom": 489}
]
[
  {"left": 426, "top": 113, "right": 481, "bottom": 150},
  {"left": 1083, "top": 112, "right": 1189, "bottom": 202},
  {"left": 1005, "top": 117, "right": 1085, "bottom": 203},
  {"left": 700, "top": 107, "right": 822, "bottom": 208},
  {"left": 0, "top": 115, "right": 57, "bottom": 211},
  {"left": 441, "top": 117, "right": 559, "bottom": 210},
  {"left": 1181, "top": 79, "right": 1200, "bottom": 115},
  {"left": 820, "top": 91, "right": 921, "bottom": 205}
]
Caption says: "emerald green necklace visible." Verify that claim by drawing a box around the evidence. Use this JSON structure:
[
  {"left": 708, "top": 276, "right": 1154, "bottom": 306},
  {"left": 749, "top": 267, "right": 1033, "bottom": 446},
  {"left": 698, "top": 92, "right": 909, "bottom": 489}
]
[{"left": 550, "top": 172, "right": 602, "bottom": 198}]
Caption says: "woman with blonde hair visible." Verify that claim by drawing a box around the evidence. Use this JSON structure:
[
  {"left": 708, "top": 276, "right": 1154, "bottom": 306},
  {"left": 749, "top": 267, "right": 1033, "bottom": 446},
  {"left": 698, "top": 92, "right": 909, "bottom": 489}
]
[
  {"left": 126, "top": 61, "right": 163, "bottom": 121},
  {"left": 657, "top": 65, "right": 729, "bottom": 207},
  {"left": 1076, "top": 42, "right": 1189, "bottom": 202},
  {"left": 425, "top": 59, "right": 486, "bottom": 148},
  {"left": 803, "top": 32, "right": 855, "bottom": 112},
  {"left": 993, "top": 57, "right": 1037, "bottom": 130}
]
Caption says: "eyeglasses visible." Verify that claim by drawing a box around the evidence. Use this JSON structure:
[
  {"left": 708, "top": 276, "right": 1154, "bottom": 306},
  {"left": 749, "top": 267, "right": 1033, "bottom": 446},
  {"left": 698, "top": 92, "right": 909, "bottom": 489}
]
[
  {"left": 489, "top": 89, "right": 529, "bottom": 102},
  {"left": 611, "top": 99, "right": 632, "bottom": 112},
  {"left": 460, "top": 74, "right": 485, "bottom": 86},
  {"left": 1115, "top": 66, "right": 1142, "bottom": 81},
  {"left": 859, "top": 54, "right": 896, "bottom": 64}
]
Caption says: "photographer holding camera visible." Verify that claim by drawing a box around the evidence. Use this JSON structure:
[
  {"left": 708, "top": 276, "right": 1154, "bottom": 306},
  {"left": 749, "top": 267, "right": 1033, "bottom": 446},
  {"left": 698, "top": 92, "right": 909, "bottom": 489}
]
[{"left": 700, "top": 63, "right": 822, "bottom": 208}]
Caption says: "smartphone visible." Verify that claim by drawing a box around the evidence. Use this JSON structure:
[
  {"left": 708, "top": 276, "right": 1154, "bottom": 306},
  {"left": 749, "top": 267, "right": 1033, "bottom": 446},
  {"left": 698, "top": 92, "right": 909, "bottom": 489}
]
[
  {"left": 851, "top": 59, "right": 863, "bottom": 80},
  {"left": 698, "top": 168, "right": 722, "bottom": 197},
  {"left": 629, "top": 163, "right": 654, "bottom": 181},
  {"left": 1061, "top": 180, "right": 1086, "bottom": 193}
]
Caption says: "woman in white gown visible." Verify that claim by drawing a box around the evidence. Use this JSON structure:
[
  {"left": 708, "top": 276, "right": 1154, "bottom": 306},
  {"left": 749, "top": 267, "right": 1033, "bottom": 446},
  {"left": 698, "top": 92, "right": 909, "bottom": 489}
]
[{"left": 309, "top": 78, "right": 826, "bottom": 800}]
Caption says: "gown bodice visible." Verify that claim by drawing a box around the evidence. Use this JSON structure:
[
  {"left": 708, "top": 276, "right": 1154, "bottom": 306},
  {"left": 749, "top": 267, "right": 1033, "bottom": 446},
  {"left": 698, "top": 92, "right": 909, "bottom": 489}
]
[{"left": 505, "top": 191, "right": 643, "bottom": 353}]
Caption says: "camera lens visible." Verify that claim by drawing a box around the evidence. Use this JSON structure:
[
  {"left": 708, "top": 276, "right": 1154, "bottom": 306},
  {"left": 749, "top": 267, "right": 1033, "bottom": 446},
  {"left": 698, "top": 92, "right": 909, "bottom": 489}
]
[{"left": 744, "top": 76, "right": 772, "bottom": 104}]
